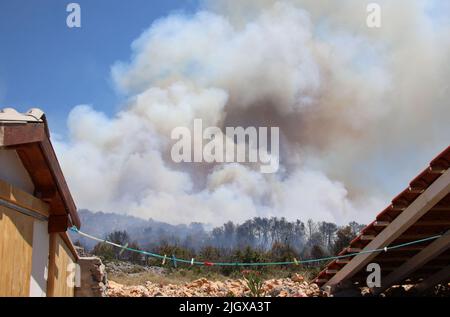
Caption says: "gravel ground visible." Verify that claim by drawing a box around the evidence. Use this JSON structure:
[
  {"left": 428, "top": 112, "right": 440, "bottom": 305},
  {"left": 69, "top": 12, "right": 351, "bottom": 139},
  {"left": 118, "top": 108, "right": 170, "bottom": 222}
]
[
  {"left": 104, "top": 260, "right": 450, "bottom": 297},
  {"left": 107, "top": 274, "right": 328, "bottom": 297}
]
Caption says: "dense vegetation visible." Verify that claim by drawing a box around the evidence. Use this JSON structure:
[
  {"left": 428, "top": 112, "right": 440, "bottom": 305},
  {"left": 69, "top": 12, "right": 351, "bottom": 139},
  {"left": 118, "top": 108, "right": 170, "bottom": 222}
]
[{"left": 86, "top": 217, "right": 365, "bottom": 275}]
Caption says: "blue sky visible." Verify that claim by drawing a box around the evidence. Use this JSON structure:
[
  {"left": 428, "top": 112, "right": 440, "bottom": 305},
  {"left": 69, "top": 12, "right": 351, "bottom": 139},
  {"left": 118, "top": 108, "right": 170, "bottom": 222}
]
[{"left": 0, "top": 0, "right": 199, "bottom": 134}]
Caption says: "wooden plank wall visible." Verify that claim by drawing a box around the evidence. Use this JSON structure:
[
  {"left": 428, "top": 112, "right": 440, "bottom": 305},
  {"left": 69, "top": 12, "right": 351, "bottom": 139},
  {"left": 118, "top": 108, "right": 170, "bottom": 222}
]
[
  {"left": 47, "top": 233, "right": 76, "bottom": 297},
  {"left": 0, "top": 179, "right": 49, "bottom": 218},
  {"left": 0, "top": 206, "right": 34, "bottom": 296},
  {"left": 0, "top": 178, "right": 77, "bottom": 297}
]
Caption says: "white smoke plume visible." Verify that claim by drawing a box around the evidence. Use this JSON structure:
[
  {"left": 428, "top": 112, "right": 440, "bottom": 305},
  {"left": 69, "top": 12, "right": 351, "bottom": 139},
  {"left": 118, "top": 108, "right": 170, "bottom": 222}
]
[{"left": 55, "top": 0, "right": 450, "bottom": 225}]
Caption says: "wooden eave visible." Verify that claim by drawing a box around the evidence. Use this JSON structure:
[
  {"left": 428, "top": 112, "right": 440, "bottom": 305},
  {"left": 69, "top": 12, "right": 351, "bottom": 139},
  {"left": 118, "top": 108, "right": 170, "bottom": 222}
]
[{"left": 0, "top": 121, "right": 80, "bottom": 229}]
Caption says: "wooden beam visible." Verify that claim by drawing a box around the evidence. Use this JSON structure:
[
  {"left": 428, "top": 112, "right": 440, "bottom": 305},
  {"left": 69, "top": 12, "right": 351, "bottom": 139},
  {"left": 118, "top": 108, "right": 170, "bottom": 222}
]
[
  {"left": 48, "top": 215, "right": 70, "bottom": 233},
  {"left": 326, "top": 270, "right": 339, "bottom": 274},
  {"left": 369, "top": 264, "right": 445, "bottom": 273},
  {"left": 395, "top": 234, "right": 440, "bottom": 241},
  {"left": 16, "top": 144, "right": 55, "bottom": 201},
  {"left": 34, "top": 186, "right": 57, "bottom": 201},
  {"left": 40, "top": 139, "right": 80, "bottom": 228},
  {"left": 374, "top": 231, "right": 450, "bottom": 294},
  {"left": 391, "top": 205, "right": 406, "bottom": 211},
  {"left": 12, "top": 136, "right": 80, "bottom": 229},
  {"left": 377, "top": 257, "right": 410, "bottom": 263},
  {"left": 347, "top": 248, "right": 362, "bottom": 253},
  {"left": 360, "top": 235, "right": 376, "bottom": 241},
  {"left": 374, "top": 221, "right": 390, "bottom": 227},
  {"left": 377, "top": 255, "right": 450, "bottom": 263},
  {"left": 429, "top": 167, "right": 446, "bottom": 174},
  {"left": 0, "top": 178, "right": 49, "bottom": 218},
  {"left": 60, "top": 232, "right": 79, "bottom": 261},
  {"left": 46, "top": 233, "right": 57, "bottom": 297},
  {"left": 420, "top": 264, "right": 449, "bottom": 270},
  {"left": 414, "top": 220, "right": 450, "bottom": 226},
  {"left": 389, "top": 245, "right": 426, "bottom": 252},
  {"left": 324, "top": 169, "right": 450, "bottom": 292},
  {"left": 429, "top": 206, "right": 450, "bottom": 212},
  {"left": 412, "top": 265, "right": 450, "bottom": 293},
  {"left": 0, "top": 123, "right": 46, "bottom": 147},
  {"left": 336, "top": 259, "right": 351, "bottom": 264},
  {"left": 409, "top": 187, "right": 425, "bottom": 194},
  {"left": 315, "top": 279, "right": 329, "bottom": 284}
]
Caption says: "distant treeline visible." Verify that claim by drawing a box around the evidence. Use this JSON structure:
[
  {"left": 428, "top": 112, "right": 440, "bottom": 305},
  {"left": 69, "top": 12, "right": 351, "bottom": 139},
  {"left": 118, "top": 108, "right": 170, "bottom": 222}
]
[{"left": 83, "top": 217, "right": 365, "bottom": 271}]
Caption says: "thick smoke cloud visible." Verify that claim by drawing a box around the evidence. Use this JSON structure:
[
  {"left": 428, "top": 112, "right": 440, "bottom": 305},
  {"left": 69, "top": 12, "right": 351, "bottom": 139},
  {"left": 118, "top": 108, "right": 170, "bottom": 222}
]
[{"left": 55, "top": 0, "right": 449, "bottom": 225}]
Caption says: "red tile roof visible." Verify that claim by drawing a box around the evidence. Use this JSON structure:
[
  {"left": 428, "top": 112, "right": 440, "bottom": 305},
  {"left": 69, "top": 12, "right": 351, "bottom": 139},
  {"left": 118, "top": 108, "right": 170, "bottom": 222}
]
[{"left": 315, "top": 146, "right": 450, "bottom": 289}]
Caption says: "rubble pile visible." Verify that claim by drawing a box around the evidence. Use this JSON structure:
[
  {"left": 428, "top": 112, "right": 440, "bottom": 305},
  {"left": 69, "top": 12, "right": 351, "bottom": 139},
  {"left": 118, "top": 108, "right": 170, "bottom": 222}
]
[{"left": 107, "top": 274, "right": 328, "bottom": 297}]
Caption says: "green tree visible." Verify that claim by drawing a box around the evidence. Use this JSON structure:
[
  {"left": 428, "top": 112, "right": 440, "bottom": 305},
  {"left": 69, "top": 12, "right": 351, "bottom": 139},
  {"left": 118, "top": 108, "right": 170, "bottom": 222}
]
[{"left": 332, "top": 225, "right": 355, "bottom": 255}]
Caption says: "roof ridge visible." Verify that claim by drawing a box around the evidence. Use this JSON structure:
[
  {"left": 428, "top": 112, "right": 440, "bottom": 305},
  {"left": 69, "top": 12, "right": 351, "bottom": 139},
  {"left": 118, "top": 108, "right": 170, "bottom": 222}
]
[{"left": 0, "top": 107, "right": 45, "bottom": 123}]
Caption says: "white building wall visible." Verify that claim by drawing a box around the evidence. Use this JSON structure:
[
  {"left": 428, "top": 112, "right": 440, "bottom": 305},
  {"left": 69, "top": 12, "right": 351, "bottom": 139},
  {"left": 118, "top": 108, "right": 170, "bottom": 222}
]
[
  {"left": 0, "top": 149, "right": 34, "bottom": 194},
  {"left": 29, "top": 220, "right": 49, "bottom": 297}
]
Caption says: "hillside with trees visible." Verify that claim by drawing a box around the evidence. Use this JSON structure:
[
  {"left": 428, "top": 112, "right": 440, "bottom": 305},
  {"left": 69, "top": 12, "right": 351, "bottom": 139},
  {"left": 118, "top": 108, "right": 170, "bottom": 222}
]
[{"left": 74, "top": 210, "right": 365, "bottom": 272}]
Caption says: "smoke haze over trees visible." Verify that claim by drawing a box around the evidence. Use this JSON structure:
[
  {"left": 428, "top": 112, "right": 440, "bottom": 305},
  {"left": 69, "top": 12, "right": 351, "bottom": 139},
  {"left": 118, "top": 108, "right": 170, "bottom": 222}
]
[{"left": 74, "top": 210, "right": 365, "bottom": 265}]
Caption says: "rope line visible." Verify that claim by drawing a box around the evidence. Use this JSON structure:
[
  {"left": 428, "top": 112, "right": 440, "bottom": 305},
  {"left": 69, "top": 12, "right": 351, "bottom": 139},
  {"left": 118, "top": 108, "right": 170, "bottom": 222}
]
[{"left": 69, "top": 226, "right": 442, "bottom": 267}]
